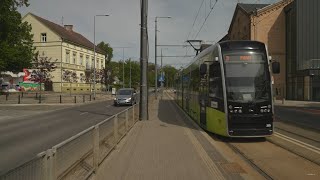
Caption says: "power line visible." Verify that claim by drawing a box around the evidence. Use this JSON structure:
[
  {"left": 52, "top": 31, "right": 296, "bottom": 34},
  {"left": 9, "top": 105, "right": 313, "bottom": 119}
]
[
  {"left": 194, "top": 0, "right": 218, "bottom": 39},
  {"left": 185, "top": 0, "right": 205, "bottom": 41}
]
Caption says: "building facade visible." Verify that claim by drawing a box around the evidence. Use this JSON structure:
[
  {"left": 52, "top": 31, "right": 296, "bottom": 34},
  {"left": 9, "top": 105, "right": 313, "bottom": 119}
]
[
  {"left": 285, "top": 0, "right": 320, "bottom": 101},
  {"left": 22, "top": 13, "right": 106, "bottom": 93},
  {"left": 228, "top": 0, "right": 293, "bottom": 99}
]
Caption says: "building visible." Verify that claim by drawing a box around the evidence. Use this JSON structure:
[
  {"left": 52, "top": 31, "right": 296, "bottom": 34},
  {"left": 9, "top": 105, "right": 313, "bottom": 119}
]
[
  {"left": 285, "top": 0, "right": 320, "bottom": 101},
  {"left": 228, "top": 0, "right": 293, "bottom": 99},
  {"left": 22, "top": 13, "right": 106, "bottom": 93}
]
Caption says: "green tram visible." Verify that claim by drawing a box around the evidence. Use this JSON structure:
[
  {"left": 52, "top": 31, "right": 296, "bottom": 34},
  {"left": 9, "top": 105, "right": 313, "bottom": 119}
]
[{"left": 175, "top": 41, "right": 280, "bottom": 137}]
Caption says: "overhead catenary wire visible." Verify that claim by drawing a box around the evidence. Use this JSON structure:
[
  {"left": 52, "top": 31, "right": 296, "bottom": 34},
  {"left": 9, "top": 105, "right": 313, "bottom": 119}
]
[{"left": 194, "top": 0, "right": 218, "bottom": 39}]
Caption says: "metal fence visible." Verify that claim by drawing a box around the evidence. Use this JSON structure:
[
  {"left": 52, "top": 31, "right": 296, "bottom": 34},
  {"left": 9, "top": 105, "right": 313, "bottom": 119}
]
[
  {"left": 0, "top": 104, "right": 140, "bottom": 180},
  {"left": 0, "top": 92, "right": 111, "bottom": 104}
]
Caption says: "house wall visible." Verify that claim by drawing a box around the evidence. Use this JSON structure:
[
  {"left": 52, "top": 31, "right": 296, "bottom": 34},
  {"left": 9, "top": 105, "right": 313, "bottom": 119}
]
[{"left": 23, "top": 14, "right": 106, "bottom": 93}]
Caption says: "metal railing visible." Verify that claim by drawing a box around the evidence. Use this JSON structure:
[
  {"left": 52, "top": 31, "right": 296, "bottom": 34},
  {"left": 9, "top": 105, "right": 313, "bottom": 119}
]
[{"left": 0, "top": 104, "right": 140, "bottom": 180}]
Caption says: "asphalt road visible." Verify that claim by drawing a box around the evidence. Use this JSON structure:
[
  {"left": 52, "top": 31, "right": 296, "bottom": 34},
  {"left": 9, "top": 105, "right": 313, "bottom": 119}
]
[
  {"left": 274, "top": 106, "right": 320, "bottom": 131},
  {"left": 0, "top": 100, "right": 129, "bottom": 175}
]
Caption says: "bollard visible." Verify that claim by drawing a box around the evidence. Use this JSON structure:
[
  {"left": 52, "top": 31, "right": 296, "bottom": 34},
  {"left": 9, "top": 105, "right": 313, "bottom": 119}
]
[
  {"left": 90, "top": 95, "right": 92, "bottom": 101},
  {"left": 83, "top": 95, "right": 85, "bottom": 103},
  {"left": 74, "top": 96, "right": 77, "bottom": 103},
  {"left": 6, "top": 94, "right": 8, "bottom": 101},
  {"left": 60, "top": 95, "right": 62, "bottom": 103},
  {"left": 39, "top": 95, "right": 42, "bottom": 104},
  {"left": 18, "top": 95, "right": 21, "bottom": 104},
  {"left": 36, "top": 92, "right": 38, "bottom": 98}
]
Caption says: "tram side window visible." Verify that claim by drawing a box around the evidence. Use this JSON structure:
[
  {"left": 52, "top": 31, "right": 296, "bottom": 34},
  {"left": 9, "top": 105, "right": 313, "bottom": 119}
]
[{"left": 209, "top": 62, "right": 223, "bottom": 99}]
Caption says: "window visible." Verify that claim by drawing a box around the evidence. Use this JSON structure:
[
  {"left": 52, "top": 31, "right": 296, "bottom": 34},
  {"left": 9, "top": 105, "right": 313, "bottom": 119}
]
[
  {"left": 86, "top": 56, "right": 89, "bottom": 68},
  {"left": 97, "top": 59, "right": 99, "bottom": 69},
  {"left": 66, "top": 50, "right": 70, "bottom": 63},
  {"left": 209, "top": 62, "right": 223, "bottom": 99},
  {"left": 41, "top": 33, "right": 47, "bottom": 42},
  {"left": 73, "top": 52, "right": 77, "bottom": 64},
  {"left": 92, "top": 58, "right": 94, "bottom": 68},
  {"left": 101, "top": 60, "right": 104, "bottom": 69},
  {"left": 80, "top": 54, "right": 83, "bottom": 65}
]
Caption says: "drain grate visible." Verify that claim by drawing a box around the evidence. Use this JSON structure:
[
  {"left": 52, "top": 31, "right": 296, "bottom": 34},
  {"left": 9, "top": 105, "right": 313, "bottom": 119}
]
[{"left": 220, "top": 162, "right": 246, "bottom": 174}]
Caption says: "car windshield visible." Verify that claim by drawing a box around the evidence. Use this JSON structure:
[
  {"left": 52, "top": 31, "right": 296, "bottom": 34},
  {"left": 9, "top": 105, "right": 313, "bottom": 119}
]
[
  {"left": 118, "top": 90, "right": 132, "bottom": 95},
  {"left": 223, "top": 53, "right": 271, "bottom": 103}
]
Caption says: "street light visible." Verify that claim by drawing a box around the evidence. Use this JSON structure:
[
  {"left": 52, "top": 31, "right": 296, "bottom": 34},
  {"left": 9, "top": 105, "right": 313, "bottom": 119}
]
[
  {"left": 93, "top": 14, "right": 109, "bottom": 100},
  {"left": 155, "top": 16, "right": 171, "bottom": 99}
]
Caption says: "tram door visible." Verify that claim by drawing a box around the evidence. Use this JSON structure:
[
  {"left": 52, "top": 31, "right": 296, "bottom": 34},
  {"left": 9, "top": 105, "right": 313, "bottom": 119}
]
[{"left": 199, "top": 64, "right": 208, "bottom": 127}]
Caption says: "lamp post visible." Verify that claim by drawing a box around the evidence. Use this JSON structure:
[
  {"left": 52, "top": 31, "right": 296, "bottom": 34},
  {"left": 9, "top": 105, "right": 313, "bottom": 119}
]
[
  {"left": 93, "top": 14, "right": 109, "bottom": 100},
  {"left": 155, "top": 16, "right": 171, "bottom": 99}
]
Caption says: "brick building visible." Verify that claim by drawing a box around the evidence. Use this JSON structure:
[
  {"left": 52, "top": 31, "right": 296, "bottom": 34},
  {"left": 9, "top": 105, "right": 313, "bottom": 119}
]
[{"left": 227, "top": 0, "right": 293, "bottom": 99}]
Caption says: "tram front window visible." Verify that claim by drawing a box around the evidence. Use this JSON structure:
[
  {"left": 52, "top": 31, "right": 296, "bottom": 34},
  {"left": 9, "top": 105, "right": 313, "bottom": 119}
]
[{"left": 223, "top": 53, "right": 271, "bottom": 103}]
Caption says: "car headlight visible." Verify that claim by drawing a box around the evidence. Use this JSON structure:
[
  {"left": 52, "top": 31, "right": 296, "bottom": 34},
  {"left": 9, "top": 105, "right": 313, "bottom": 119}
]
[
  {"left": 114, "top": 98, "right": 117, "bottom": 101},
  {"left": 127, "top": 98, "right": 132, "bottom": 101}
]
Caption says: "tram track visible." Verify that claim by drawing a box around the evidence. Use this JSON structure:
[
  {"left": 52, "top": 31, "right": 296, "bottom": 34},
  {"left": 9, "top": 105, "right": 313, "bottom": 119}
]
[{"left": 226, "top": 141, "right": 274, "bottom": 180}]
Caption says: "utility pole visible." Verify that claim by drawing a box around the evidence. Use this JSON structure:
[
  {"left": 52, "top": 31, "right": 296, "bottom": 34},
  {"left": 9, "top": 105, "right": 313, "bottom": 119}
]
[
  {"left": 129, "top": 58, "right": 132, "bottom": 88},
  {"left": 140, "top": 0, "right": 148, "bottom": 120},
  {"left": 122, "top": 48, "right": 124, "bottom": 88}
]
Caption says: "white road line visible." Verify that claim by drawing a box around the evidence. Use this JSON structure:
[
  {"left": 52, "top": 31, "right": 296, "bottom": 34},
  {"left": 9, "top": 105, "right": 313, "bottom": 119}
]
[
  {"left": 274, "top": 132, "right": 320, "bottom": 154},
  {"left": 80, "top": 112, "right": 88, "bottom": 115}
]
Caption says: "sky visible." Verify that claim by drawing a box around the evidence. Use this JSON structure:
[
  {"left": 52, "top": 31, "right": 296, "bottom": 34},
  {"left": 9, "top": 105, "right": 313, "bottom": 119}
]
[{"left": 19, "top": 0, "right": 279, "bottom": 68}]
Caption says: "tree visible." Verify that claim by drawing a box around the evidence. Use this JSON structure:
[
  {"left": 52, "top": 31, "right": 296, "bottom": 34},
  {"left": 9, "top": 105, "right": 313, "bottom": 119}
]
[
  {"left": 97, "top": 41, "right": 113, "bottom": 64},
  {"left": 162, "top": 65, "right": 178, "bottom": 88},
  {"left": 0, "top": 0, "right": 35, "bottom": 74},
  {"left": 31, "top": 54, "right": 57, "bottom": 93},
  {"left": 62, "top": 69, "right": 78, "bottom": 95}
]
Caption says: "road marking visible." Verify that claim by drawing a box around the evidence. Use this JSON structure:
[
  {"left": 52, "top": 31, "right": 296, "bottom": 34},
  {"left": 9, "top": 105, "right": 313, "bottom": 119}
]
[
  {"left": 80, "top": 112, "right": 88, "bottom": 115},
  {"left": 274, "top": 132, "right": 320, "bottom": 155}
]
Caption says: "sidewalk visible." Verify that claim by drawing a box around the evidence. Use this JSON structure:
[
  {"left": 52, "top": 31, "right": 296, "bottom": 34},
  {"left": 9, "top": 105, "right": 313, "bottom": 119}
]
[
  {"left": 274, "top": 100, "right": 320, "bottom": 107},
  {"left": 94, "top": 92, "right": 264, "bottom": 180}
]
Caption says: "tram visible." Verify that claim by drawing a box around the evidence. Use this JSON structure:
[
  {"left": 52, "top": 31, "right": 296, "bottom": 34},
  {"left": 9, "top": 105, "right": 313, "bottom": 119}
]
[{"left": 175, "top": 41, "right": 280, "bottom": 137}]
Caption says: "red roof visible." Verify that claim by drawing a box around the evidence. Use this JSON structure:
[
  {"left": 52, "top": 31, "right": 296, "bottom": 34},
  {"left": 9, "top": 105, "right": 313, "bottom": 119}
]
[{"left": 30, "top": 13, "right": 105, "bottom": 55}]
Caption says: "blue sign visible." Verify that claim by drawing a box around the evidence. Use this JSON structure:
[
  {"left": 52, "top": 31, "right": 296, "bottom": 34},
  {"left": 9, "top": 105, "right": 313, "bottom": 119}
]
[{"left": 158, "top": 75, "right": 165, "bottom": 82}]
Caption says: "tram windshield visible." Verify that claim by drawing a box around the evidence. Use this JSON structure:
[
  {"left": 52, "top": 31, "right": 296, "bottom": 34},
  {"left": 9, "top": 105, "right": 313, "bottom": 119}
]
[{"left": 223, "top": 53, "right": 271, "bottom": 103}]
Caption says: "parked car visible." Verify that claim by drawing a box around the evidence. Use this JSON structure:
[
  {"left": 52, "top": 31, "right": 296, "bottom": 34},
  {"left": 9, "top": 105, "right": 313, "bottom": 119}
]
[{"left": 114, "top": 88, "right": 137, "bottom": 106}]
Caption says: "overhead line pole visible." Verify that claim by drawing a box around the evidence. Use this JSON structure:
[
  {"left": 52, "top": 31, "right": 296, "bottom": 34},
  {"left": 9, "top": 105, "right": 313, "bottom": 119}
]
[{"left": 140, "top": 0, "right": 148, "bottom": 120}]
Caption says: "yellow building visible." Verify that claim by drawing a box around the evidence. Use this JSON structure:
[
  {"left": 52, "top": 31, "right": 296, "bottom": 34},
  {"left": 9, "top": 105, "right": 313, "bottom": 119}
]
[{"left": 22, "top": 13, "right": 106, "bottom": 93}]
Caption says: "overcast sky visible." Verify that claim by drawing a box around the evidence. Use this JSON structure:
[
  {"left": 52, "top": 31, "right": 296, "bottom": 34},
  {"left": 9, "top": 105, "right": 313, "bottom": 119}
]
[{"left": 19, "top": 0, "right": 279, "bottom": 68}]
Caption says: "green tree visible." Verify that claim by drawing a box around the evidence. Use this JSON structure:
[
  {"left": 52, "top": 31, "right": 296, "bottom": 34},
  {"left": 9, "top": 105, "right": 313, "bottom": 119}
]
[
  {"left": 162, "top": 65, "right": 178, "bottom": 88},
  {"left": 97, "top": 41, "right": 113, "bottom": 64},
  {"left": 0, "top": 0, "right": 34, "bottom": 74}
]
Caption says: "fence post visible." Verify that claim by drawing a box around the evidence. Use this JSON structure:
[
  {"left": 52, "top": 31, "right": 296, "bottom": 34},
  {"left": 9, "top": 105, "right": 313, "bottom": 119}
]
[
  {"left": 46, "top": 148, "right": 57, "bottom": 180},
  {"left": 18, "top": 95, "right": 21, "bottom": 104},
  {"left": 132, "top": 105, "right": 135, "bottom": 124},
  {"left": 93, "top": 125, "right": 100, "bottom": 172},
  {"left": 60, "top": 95, "right": 62, "bottom": 103},
  {"left": 83, "top": 95, "right": 85, "bottom": 103},
  {"left": 125, "top": 110, "right": 129, "bottom": 132},
  {"left": 114, "top": 115, "right": 119, "bottom": 143},
  {"left": 74, "top": 96, "right": 77, "bottom": 103}
]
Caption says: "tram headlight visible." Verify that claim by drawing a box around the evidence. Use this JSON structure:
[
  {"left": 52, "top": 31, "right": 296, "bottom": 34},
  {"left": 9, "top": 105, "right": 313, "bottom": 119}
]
[
  {"left": 260, "top": 109, "right": 264, "bottom": 113},
  {"left": 229, "top": 105, "right": 233, "bottom": 109},
  {"left": 234, "top": 109, "right": 238, "bottom": 113},
  {"left": 230, "top": 110, "right": 234, "bottom": 113},
  {"left": 239, "top": 109, "right": 242, "bottom": 113},
  {"left": 267, "top": 109, "right": 271, "bottom": 113}
]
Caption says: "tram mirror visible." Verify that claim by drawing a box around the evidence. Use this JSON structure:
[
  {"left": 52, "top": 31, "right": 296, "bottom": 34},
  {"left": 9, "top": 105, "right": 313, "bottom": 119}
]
[
  {"left": 200, "top": 64, "right": 207, "bottom": 75},
  {"left": 272, "top": 61, "right": 280, "bottom": 74}
]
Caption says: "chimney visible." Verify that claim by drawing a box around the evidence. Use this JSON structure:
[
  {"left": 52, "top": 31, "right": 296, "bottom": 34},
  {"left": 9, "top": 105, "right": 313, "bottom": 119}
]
[{"left": 64, "top": 25, "right": 73, "bottom": 31}]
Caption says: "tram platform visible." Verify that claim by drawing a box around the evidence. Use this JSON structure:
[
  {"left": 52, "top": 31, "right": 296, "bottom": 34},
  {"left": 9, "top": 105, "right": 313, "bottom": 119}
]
[{"left": 94, "top": 91, "right": 264, "bottom": 180}]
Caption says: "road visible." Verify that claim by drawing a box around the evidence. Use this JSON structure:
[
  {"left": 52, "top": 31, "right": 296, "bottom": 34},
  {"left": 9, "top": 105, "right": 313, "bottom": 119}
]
[
  {"left": 0, "top": 100, "right": 129, "bottom": 175},
  {"left": 274, "top": 106, "right": 320, "bottom": 131}
]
